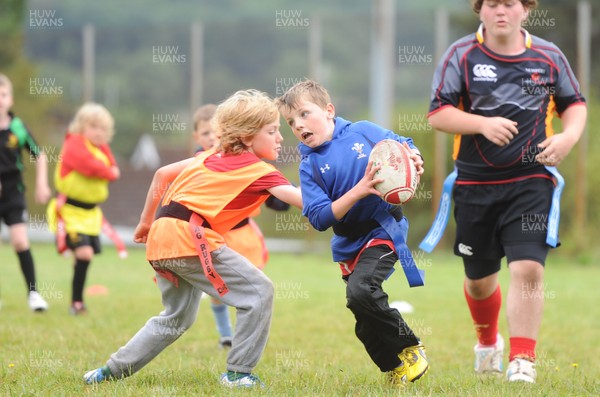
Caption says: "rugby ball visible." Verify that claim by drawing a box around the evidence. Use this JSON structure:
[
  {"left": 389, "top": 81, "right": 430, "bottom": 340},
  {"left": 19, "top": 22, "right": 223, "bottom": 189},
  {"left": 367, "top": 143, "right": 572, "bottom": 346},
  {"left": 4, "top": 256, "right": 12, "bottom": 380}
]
[{"left": 369, "top": 139, "right": 418, "bottom": 205}]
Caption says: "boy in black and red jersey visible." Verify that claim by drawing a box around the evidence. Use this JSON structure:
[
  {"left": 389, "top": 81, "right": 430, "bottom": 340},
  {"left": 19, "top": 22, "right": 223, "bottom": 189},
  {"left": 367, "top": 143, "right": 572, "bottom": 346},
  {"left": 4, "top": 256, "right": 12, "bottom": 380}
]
[{"left": 427, "top": 0, "right": 586, "bottom": 383}]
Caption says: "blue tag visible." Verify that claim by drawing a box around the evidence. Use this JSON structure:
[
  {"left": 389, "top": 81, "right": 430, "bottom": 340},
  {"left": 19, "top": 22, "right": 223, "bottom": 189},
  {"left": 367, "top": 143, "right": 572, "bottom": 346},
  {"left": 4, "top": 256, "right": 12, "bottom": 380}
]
[
  {"left": 544, "top": 166, "right": 564, "bottom": 248},
  {"left": 419, "top": 168, "right": 457, "bottom": 253},
  {"left": 375, "top": 207, "right": 425, "bottom": 288},
  {"left": 419, "top": 166, "right": 564, "bottom": 251}
]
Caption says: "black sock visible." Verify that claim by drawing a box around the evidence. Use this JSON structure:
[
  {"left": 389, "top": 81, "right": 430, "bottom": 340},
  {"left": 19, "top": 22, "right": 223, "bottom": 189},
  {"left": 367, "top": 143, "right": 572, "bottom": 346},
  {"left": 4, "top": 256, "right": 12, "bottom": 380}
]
[
  {"left": 72, "top": 259, "right": 91, "bottom": 302},
  {"left": 17, "top": 249, "right": 37, "bottom": 292}
]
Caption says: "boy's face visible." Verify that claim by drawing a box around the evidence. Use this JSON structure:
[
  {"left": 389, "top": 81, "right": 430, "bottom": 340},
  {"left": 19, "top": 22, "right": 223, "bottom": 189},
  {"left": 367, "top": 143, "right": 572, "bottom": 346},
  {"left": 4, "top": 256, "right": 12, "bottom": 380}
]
[
  {"left": 83, "top": 122, "right": 110, "bottom": 146},
  {"left": 480, "top": 0, "right": 528, "bottom": 39},
  {"left": 0, "top": 85, "right": 14, "bottom": 117},
  {"left": 280, "top": 99, "right": 335, "bottom": 148},
  {"left": 244, "top": 120, "right": 283, "bottom": 161},
  {"left": 193, "top": 119, "right": 218, "bottom": 151}
]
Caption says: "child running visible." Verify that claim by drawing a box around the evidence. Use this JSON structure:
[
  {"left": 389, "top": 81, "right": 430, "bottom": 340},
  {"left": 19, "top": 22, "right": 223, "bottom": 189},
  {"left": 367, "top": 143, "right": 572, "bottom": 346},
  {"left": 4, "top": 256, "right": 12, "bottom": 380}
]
[
  {"left": 425, "top": 0, "right": 586, "bottom": 383},
  {"left": 191, "top": 103, "right": 289, "bottom": 349},
  {"left": 47, "top": 103, "right": 120, "bottom": 315},
  {"left": 277, "top": 79, "right": 429, "bottom": 387},
  {"left": 0, "top": 73, "right": 51, "bottom": 312},
  {"left": 83, "top": 89, "right": 302, "bottom": 388}
]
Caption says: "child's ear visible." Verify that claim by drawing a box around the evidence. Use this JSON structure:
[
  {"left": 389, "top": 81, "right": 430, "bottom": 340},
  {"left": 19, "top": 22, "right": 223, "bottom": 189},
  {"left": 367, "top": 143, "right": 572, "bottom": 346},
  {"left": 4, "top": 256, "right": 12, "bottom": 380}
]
[
  {"left": 326, "top": 103, "right": 335, "bottom": 119},
  {"left": 241, "top": 136, "right": 253, "bottom": 148}
]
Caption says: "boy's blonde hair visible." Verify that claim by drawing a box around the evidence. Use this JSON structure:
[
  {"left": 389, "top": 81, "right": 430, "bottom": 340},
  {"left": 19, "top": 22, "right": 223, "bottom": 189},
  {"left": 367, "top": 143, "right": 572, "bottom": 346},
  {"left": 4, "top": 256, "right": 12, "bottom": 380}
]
[
  {"left": 276, "top": 79, "right": 331, "bottom": 113},
  {"left": 193, "top": 103, "right": 217, "bottom": 130},
  {"left": 0, "top": 73, "right": 13, "bottom": 92},
  {"left": 212, "top": 90, "right": 278, "bottom": 155},
  {"left": 68, "top": 103, "right": 115, "bottom": 140},
  {"left": 471, "top": 0, "right": 538, "bottom": 14}
]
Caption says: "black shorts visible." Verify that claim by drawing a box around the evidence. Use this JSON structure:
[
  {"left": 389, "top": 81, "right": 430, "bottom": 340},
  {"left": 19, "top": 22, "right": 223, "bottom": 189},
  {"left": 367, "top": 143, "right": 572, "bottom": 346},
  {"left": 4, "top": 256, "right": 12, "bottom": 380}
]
[
  {"left": 453, "top": 178, "right": 554, "bottom": 279},
  {"left": 0, "top": 188, "right": 27, "bottom": 227},
  {"left": 66, "top": 232, "right": 102, "bottom": 254}
]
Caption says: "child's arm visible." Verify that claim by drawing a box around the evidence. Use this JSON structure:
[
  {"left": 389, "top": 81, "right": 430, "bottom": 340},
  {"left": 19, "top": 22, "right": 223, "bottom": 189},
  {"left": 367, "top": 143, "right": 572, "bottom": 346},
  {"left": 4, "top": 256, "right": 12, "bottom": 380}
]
[
  {"left": 15, "top": 120, "right": 51, "bottom": 202},
  {"left": 267, "top": 184, "right": 302, "bottom": 209},
  {"left": 100, "top": 144, "right": 121, "bottom": 180},
  {"left": 133, "top": 158, "right": 194, "bottom": 243},
  {"left": 62, "top": 136, "right": 118, "bottom": 181},
  {"left": 265, "top": 194, "right": 291, "bottom": 211},
  {"left": 428, "top": 106, "right": 519, "bottom": 147},
  {"left": 536, "top": 104, "right": 586, "bottom": 166},
  {"left": 331, "top": 161, "right": 382, "bottom": 221},
  {"left": 34, "top": 151, "right": 51, "bottom": 203}
]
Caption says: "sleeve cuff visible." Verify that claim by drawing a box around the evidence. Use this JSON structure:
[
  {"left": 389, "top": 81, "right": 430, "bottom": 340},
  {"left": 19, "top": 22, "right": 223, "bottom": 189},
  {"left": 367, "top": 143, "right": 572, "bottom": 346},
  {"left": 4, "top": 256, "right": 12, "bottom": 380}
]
[{"left": 317, "top": 203, "right": 338, "bottom": 230}]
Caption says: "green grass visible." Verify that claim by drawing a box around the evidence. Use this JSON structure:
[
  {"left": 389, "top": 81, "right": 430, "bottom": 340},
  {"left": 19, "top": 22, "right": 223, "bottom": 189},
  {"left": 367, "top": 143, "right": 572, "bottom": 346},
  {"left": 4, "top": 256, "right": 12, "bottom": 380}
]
[{"left": 1, "top": 243, "right": 599, "bottom": 396}]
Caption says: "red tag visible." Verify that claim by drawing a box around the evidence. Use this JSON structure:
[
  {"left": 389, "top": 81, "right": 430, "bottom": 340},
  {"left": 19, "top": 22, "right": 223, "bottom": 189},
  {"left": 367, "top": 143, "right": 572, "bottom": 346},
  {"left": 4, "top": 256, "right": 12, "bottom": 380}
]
[{"left": 189, "top": 213, "right": 229, "bottom": 296}]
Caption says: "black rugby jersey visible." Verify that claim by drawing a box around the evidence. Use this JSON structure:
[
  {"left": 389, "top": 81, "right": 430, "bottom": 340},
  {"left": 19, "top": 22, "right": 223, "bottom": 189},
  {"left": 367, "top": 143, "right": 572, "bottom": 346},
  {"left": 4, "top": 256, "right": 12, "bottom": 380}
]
[
  {"left": 0, "top": 112, "right": 41, "bottom": 176},
  {"left": 429, "top": 25, "right": 585, "bottom": 182}
]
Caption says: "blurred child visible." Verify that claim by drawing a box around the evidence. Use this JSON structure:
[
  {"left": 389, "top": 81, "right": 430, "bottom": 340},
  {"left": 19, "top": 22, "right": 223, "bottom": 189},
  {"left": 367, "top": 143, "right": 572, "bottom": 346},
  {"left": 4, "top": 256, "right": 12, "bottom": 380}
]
[
  {"left": 192, "top": 103, "right": 289, "bottom": 348},
  {"left": 47, "top": 103, "right": 120, "bottom": 315},
  {"left": 0, "top": 73, "right": 51, "bottom": 312},
  {"left": 277, "top": 80, "right": 428, "bottom": 386},
  {"left": 192, "top": 104, "right": 218, "bottom": 154},
  {"left": 83, "top": 89, "right": 302, "bottom": 388}
]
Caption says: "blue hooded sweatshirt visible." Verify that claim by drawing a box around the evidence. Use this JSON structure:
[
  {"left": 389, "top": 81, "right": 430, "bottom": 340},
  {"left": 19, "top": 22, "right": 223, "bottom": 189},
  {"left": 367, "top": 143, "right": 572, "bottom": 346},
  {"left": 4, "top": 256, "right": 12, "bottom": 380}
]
[{"left": 298, "top": 116, "right": 417, "bottom": 262}]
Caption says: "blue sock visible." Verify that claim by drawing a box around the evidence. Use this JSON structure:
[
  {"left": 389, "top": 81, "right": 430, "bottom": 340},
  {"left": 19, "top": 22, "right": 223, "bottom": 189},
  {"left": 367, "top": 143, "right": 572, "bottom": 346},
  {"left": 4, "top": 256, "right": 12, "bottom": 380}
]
[{"left": 211, "top": 301, "right": 232, "bottom": 337}]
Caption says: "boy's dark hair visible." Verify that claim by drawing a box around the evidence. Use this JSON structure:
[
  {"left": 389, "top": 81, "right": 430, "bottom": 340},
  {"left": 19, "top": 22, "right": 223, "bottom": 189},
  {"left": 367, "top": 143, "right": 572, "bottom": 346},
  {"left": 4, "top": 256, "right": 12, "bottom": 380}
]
[
  {"left": 471, "top": 0, "right": 538, "bottom": 14},
  {"left": 275, "top": 79, "right": 331, "bottom": 113}
]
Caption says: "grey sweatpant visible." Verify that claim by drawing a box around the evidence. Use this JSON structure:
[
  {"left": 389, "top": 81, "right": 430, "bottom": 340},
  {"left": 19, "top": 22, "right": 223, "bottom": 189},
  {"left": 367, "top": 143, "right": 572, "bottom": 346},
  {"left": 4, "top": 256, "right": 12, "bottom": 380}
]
[{"left": 105, "top": 246, "right": 274, "bottom": 378}]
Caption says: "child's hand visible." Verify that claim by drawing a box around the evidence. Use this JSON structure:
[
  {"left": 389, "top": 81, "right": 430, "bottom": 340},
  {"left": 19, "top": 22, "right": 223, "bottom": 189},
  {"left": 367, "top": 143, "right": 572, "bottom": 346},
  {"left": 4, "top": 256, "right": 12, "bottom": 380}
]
[
  {"left": 331, "top": 161, "right": 383, "bottom": 221},
  {"left": 480, "top": 116, "right": 518, "bottom": 146},
  {"left": 133, "top": 222, "right": 151, "bottom": 244},
  {"left": 536, "top": 132, "right": 576, "bottom": 166},
  {"left": 356, "top": 160, "right": 384, "bottom": 199},
  {"left": 35, "top": 184, "right": 52, "bottom": 204},
  {"left": 403, "top": 142, "right": 424, "bottom": 176},
  {"left": 110, "top": 166, "right": 121, "bottom": 180}
]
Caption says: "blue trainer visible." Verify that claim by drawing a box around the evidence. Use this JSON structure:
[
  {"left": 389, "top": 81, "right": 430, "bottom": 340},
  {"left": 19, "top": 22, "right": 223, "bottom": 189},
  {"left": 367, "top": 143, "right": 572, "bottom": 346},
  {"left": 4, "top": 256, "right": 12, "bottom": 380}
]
[
  {"left": 83, "top": 365, "right": 112, "bottom": 384},
  {"left": 219, "top": 372, "right": 265, "bottom": 388}
]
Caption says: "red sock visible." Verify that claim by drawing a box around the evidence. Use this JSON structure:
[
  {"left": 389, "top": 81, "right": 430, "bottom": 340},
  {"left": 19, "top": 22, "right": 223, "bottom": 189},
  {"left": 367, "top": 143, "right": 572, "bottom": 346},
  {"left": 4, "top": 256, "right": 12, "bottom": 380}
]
[
  {"left": 509, "top": 337, "right": 536, "bottom": 361},
  {"left": 464, "top": 284, "right": 501, "bottom": 346}
]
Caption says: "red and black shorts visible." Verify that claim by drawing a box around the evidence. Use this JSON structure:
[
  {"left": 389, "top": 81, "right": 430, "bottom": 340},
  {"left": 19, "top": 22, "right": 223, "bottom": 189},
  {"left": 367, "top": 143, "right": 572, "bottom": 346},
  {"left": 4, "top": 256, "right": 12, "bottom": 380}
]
[{"left": 453, "top": 177, "right": 554, "bottom": 279}]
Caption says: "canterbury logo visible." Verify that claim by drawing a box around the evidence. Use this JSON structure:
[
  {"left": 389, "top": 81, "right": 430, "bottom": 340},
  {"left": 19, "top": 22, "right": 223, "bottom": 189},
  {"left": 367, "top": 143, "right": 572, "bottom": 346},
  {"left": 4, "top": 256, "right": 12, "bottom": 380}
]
[
  {"left": 473, "top": 64, "right": 497, "bottom": 82},
  {"left": 458, "top": 243, "right": 473, "bottom": 256}
]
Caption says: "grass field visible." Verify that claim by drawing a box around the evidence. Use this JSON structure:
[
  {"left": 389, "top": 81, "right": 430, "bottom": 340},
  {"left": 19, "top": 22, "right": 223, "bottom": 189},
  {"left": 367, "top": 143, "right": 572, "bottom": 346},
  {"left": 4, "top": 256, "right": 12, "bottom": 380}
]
[{"left": 1, "top": 243, "right": 599, "bottom": 396}]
